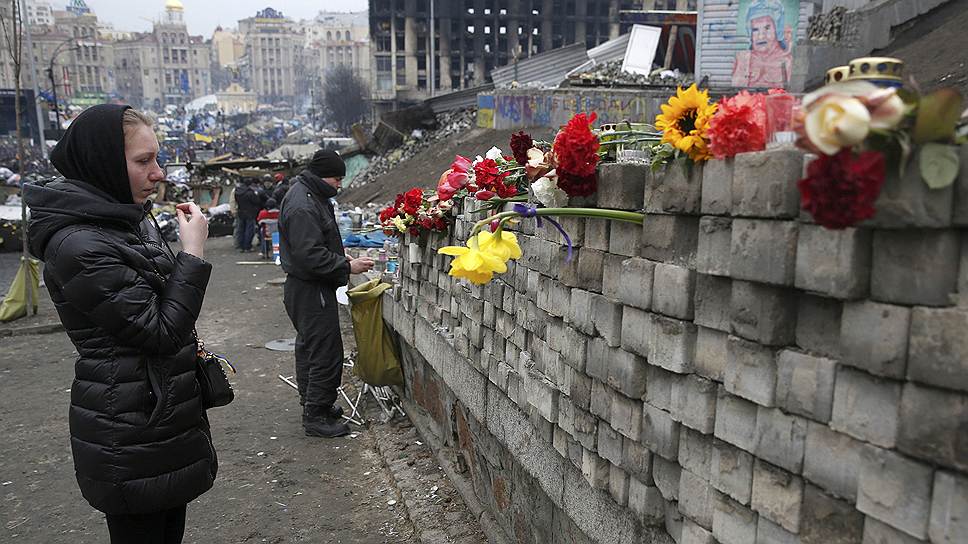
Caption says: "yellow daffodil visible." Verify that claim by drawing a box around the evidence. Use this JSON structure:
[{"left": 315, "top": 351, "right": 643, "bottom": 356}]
[
  {"left": 438, "top": 233, "right": 508, "bottom": 285},
  {"left": 478, "top": 230, "right": 522, "bottom": 262},
  {"left": 655, "top": 84, "right": 718, "bottom": 162}
]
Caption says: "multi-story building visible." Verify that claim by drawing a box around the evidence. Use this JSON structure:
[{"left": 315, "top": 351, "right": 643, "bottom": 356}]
[
  {"left": 25, "top": 0, "right": 54, "bottom": 27},
  {"left": 303, "top": 12, "right": 372, "bottom": 91},
  {"left": 238, "top": 8, "right": 301, "bottom": 104},
  {"left": 210, "top": 27, "right": 245, "bottom": 92},
  {"left": 113, "top": 0, "right": 212, "bottom": 111},
  {"left": 370, "top": 0, "right": 642, "bottom": 111}
]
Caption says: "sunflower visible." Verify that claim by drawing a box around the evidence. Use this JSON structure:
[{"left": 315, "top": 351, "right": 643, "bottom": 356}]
[{"left": 655, "top": 84, "right": 718, "bottom": 162}]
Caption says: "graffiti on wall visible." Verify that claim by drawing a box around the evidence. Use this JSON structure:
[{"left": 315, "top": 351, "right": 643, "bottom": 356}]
[
  {"left": 731, "top": 0, "right": 798, "bottom": 88},
  {"left": 478, "top": 91, "right": 661, "bottom": 130}
]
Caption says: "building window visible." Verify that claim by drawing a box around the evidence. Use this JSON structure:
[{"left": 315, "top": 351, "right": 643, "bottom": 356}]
[{"left": 345, "top": 30, "right": 351, "bottom": 41}]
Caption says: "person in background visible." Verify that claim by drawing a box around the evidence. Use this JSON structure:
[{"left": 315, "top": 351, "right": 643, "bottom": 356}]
[
  {"left": 234, "top": 178, "right": 264, "bottom": 252},
  {"left": 229, "top": 181, "right": 240, "bottom": 249},
  {"left": 22, "top": 104, "right": 216, "bottom": 544},
  {"left": 279, "top": 149, "right": 374, "bottom": 438},
  {"left": 257, "top": 197, "right": 280, "bottom": 260},
  {"left": 271, "top": 172, "right": 289, "bottom": 204}
]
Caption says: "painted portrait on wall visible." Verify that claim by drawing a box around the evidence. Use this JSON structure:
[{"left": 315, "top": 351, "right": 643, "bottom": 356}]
[{"left": 731, "top": 0, "right": 798, "bottom": 88}]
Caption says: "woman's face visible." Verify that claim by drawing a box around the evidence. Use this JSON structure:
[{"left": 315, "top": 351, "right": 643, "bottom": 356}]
[
  {"left": 750, "top": 16, "right": 778, "bottom": 52},
  {"left": 125, "top": 123, "right": 164, "bottom": 205}
]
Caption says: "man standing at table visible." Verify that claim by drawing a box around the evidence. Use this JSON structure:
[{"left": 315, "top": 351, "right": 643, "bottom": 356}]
[{"left": 279, "top": 149, "right": 374, "bottom": 437}]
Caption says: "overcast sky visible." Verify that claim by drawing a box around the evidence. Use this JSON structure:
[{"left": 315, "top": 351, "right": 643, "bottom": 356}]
[{"left": 83, "top": 0, "right": 365, "bottom": 37}]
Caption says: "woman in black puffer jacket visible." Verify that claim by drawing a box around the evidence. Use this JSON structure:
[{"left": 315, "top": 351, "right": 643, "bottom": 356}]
[{"left": 23, "top": 104, "right": 215, "bottom": 544}]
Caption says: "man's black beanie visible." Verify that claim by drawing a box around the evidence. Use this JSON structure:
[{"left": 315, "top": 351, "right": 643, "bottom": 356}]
[{"left": 308, "top": 149, "right": 346, "bottom": 178}]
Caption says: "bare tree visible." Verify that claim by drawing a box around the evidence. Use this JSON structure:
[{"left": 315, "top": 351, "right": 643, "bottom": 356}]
[{"left": 321, "top": 64, "right": 369, "bottom": 135}]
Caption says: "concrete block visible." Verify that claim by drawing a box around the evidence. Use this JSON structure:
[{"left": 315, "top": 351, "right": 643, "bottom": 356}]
[
  {"left": 667, "top": 500, "right": 685, "bottom": 543},
  {"left": 610, "top": 391, "right": 643, "bottom": 441},
  {"left": 628, "top": 477, "right": 665, "bottom": 525},
  {"left": 711, "top": 439, "right": 754, "bottom": 505},
  {"left": 697, "top": 216, "right": 733, "bottom": 276},
  {"left": 695, "top": 274, "right": 732, "bottom": 332},
  {"left": 609, "top": 464, "right": 631, "bottom": 506},
  {"left": 751, "top": 460, "right": 804, "bottom": 533},
  {"left": 755, "top": 518, "right": 799, "bottom": 544},
  {"left": 653, "top": 454, "right": 682, "bottom": 501},
  {"left": 578, "top": 247, "right": 606, "bottom": 293},
  {"left": 622, "top": 438, "right": 653, "bottom": 482},
  {"left": 653, "top": 263, "right": 697, "bottom": 320},
  {"left": 582, "top": 448, "right": 611, "bottom": 490},
  {"left": 586, "top": 336, "right": 610, "bottom": 383},
  {"left": 573, "top": 406, "right": 598, "bottom": 451},
  {"left": 568, "top": 367, "right": 593, "bottom": 411},
  {"left": 678, "top": 427, "right": 714, "bottom": 480},
  {"left": 646, "top": 364, "right": 680, "bottom": 412},
  {"left": 609, "top": 220, "right": 642, "bottom": 257},
  {"left": 730, "top": 280, "right": 797, "bottom": 346},
  {"left": 908, "top": 307, "right": 968, "bottom": 392},
  {"left": 599, "top": 421, "right": 624, "bottom": 465},
  {"left": 775, "top": 349, "right": 837, "bottom": 423},
  {"left": 730, "top": 219, "right": 799, "bottom": 286},
  {"left": 606, "top": 347, "right": 648, "bottom": 399},
  {"left": 863, "top": 152, "right": 954, "bottom": 228},
  {"left": 672, "top": 374, "right": 719, "bottom": 433},
  {"left": 647, "top": 162, "right": 703, "bottom": 214},
  {"left": 840, "top": 300, "right": 910, "bottom": 379},
  {"left": 584, "top": 216, "right": 610, "bottom": 251},
  {"left": 538, "top": 273, "right": 572, "bottom": 318},
  {"left": 754, "top": 407, "right": 808, "bottom": 474},
  {"left": 857, "top": 444, "right": 933, "bottom": 539},
  {"left": 591, "top": 293, "right": 624, "bottom": 347},
  {"left": 567, "top": 288, "right": 596, "bottom": 336},
  {"left": 695, "top": 326, "right": 728, "bottom": 382},
  {"left": 862, "top": 518, "right": 924, "bottom": 544},
  {"left": 897, "top": 381, "right": 968, "bottom": 472},
  {"left": 732, "top": 149, "right": 802, "bottom": 218},
  {"left": 546, "top": 318, "right": 588, "bottom": 371},
  {"left": 590, "top": 379, "right": 612, "bottom": 420},
  {"left": 679, "top": 468, "right": 718, "bottom": 530},
  {"left": 800, "top": 484, "right": 865, "bottom": 544},
  {"left": 803, "top": 422, "right": 863, "bottom": 502},
  {"left": 607, "top": 257, "right": 654, "bottom": 310},
  {"left": 621, "top": 305, "right": 653, "bottom": 359},
  {"left": 598, "top": 163, "right": 647, "bottom": 211},
  {"left": 830, "top": 367, "right": 902, "bottom": 448},
  {"left": 681, "top": 517, "right": 716, "bottom": 544},
  {"left": 642, "top": 213, "right": 700, "bottom": 267},
  {"left": 558, "top": 397, "right": 577, "bottom": 437},
  {"left": 871, "top": 229, "right": 959, "bottom": 306},
  {"left": 525, "top": 371, "right": 561, "bottom": 424},
  {"left": 713, "top": 495, "right": 758, "bottom": 544},
  {"left": 701, "top": 158, "right": 734, "bottom": 216},
  {"left": 930, "top": 471, "right": 968, "bottom": 544},
  {"left": 714, "top": 387, "right": 759, "bottom": 451},
  {"left": 796, "top": 293, "right": 844, "bottom": 359},
  {"left": 725, "top": 336, "right": 778, "bottom": 407},
  {"left": 643, "top": 402, "right": 681, "bottom": 460},
  {"left": 558, "top": 247, "right": 582, "bottom": 288},
  {"left": 650, "top": 314, "right": 698, "bottom": 374},
  {"left": 795, "top": 225, "right": 872, "bottom": 299}
]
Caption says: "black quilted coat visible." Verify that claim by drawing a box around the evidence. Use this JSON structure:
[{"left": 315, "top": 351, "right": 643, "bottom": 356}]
[{"left": 23, "top": 104, "right": 217, "bottom": 515}]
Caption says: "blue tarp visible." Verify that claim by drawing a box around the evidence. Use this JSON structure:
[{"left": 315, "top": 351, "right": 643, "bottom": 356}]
[{"left": 343, "top": 231, "right": 388, "bottom": 248}]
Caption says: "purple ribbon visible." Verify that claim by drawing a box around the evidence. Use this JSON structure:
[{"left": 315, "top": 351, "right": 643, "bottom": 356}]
[{"left": 513, "top": 204, "right": 574, "bottom": 262}]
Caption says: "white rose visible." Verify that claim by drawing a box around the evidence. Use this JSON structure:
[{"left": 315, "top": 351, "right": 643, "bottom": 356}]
[
  {"left": 485, "top": 146, "right": 504, "bottom": 160},
  {"left": 531, "top": 172, "right": 569, "bottom": 209},
  {"left": 804, "top": 95, "right": 871, "bottom": 155}
]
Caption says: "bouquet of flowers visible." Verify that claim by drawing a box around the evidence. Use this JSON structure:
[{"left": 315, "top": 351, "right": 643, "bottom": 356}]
[
  {"left": 436, "top": 147, "right": 525, "bottom": 202},
  {"left": 379, "top": 187, "right": 452, "bottom": 237}
]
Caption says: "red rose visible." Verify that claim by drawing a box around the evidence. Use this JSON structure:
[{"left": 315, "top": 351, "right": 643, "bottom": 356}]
[
  {"left": 510, "top": 131, "right": 534, "bottom": 166},
  {"left": 798, "top": 150, "right": 886, "bottom": 229},
  {"left": 402, "top": 188, "right": 423, "bottom": 216},
  {"left": 378, "top": 206, "right": 396, "bottom": 223}
]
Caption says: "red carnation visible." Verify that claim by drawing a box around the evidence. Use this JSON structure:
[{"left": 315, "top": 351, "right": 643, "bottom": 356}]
[
  {"left": 557, "top": 171, "right": 597, "bottom": 198},
  {"left": 402, "top": 188, "right": 423, "bottom": 216},
  {"left": 510, "top": 131, "right": 534, "bottom": 166},
  {"left": 554, "top": 112, "right": 600, "bottom": 179},
  {"left": 798, "top": 150, "right": 886, "bottom": 229}
]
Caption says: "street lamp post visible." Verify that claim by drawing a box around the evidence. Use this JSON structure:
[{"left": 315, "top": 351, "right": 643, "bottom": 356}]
[{"left": 47, "top": 38, "right": 78, "bottom": 132}]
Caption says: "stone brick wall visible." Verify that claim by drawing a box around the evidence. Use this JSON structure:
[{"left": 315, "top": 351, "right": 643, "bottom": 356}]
[{"left": 379, "top": 146, "right": 968, "bottom": 544}]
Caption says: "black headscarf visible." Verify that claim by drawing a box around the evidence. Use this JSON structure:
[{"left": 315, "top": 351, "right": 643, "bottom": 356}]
[{"left": 50, "top": 103, "right": 134, "bottom": 204}]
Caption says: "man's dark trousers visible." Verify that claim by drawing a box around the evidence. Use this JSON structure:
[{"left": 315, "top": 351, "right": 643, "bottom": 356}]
[{"left": 283, "top": 275, "right": 343, "bottom": 410}]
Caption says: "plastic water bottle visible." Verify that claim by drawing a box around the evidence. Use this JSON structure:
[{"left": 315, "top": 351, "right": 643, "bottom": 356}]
[{"left": 337, "top": 212, "right": 352, "bottom": 238}]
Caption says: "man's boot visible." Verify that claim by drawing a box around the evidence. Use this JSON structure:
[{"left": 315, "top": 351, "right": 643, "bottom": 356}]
[
  {"left": 303, "top": 404, "right": 350, "bottom": 438},
  {"left": 300, "top": 398, "right": 343, "bottom": 419}
]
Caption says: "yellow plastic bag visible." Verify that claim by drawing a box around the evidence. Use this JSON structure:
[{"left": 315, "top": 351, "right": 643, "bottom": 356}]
[
  {"left": 347, "top": 278, "right": 403, "bottom": 387},
  {"left": 0, "top": 257, "right": 41, "bottom": 323}
]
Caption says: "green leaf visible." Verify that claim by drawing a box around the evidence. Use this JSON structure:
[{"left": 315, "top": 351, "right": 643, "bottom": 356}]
[
  {"left": 914, "top": 88, "right": 964, "bottom": 144},
  {"left": 919, "top": 143, "right": 960, "bottom": 189}
]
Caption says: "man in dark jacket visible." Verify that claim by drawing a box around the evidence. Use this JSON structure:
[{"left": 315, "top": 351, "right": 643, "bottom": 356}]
[
  {"left": 271, "top": 172, "right": 289, "bottom": 204},
  {"left": 234, "top": 178, "right": 265, "bottom": 252},
  {"left": 279, "top": 149, "right": 373, "bottom": 437}
]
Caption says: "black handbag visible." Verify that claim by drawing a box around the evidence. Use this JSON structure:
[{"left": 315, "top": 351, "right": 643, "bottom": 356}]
[{"left": 195, "top": 338, "right": 236, "bottom": 409}]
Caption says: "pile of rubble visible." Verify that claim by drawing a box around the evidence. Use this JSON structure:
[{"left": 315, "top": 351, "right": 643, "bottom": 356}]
[
  {"left": 566, "top": 60, "right": 694, "bottom": 88},
  {"left": 347, "top": 108, "right": 476, "bottom": 190}
]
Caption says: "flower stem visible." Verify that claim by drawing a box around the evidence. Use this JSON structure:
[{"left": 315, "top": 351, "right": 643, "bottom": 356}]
[{"left": 470, "top": 208, "right": 645, "bottom": 236}]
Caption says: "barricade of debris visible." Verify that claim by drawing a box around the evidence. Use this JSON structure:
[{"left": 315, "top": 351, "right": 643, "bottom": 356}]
[
  {"left": 347, "top": 108, "right": 476, "bottom": 190},
  {"left": 565, "top": 59, "right": 694, "bottom": 88}
]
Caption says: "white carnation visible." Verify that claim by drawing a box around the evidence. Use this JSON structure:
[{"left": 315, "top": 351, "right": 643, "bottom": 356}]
[
  {"left": 485, "top": 146, "right": 504, "bottom": 160},
  {"left": 530, "top": 172, "right": 568, "bottom": 209}
]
